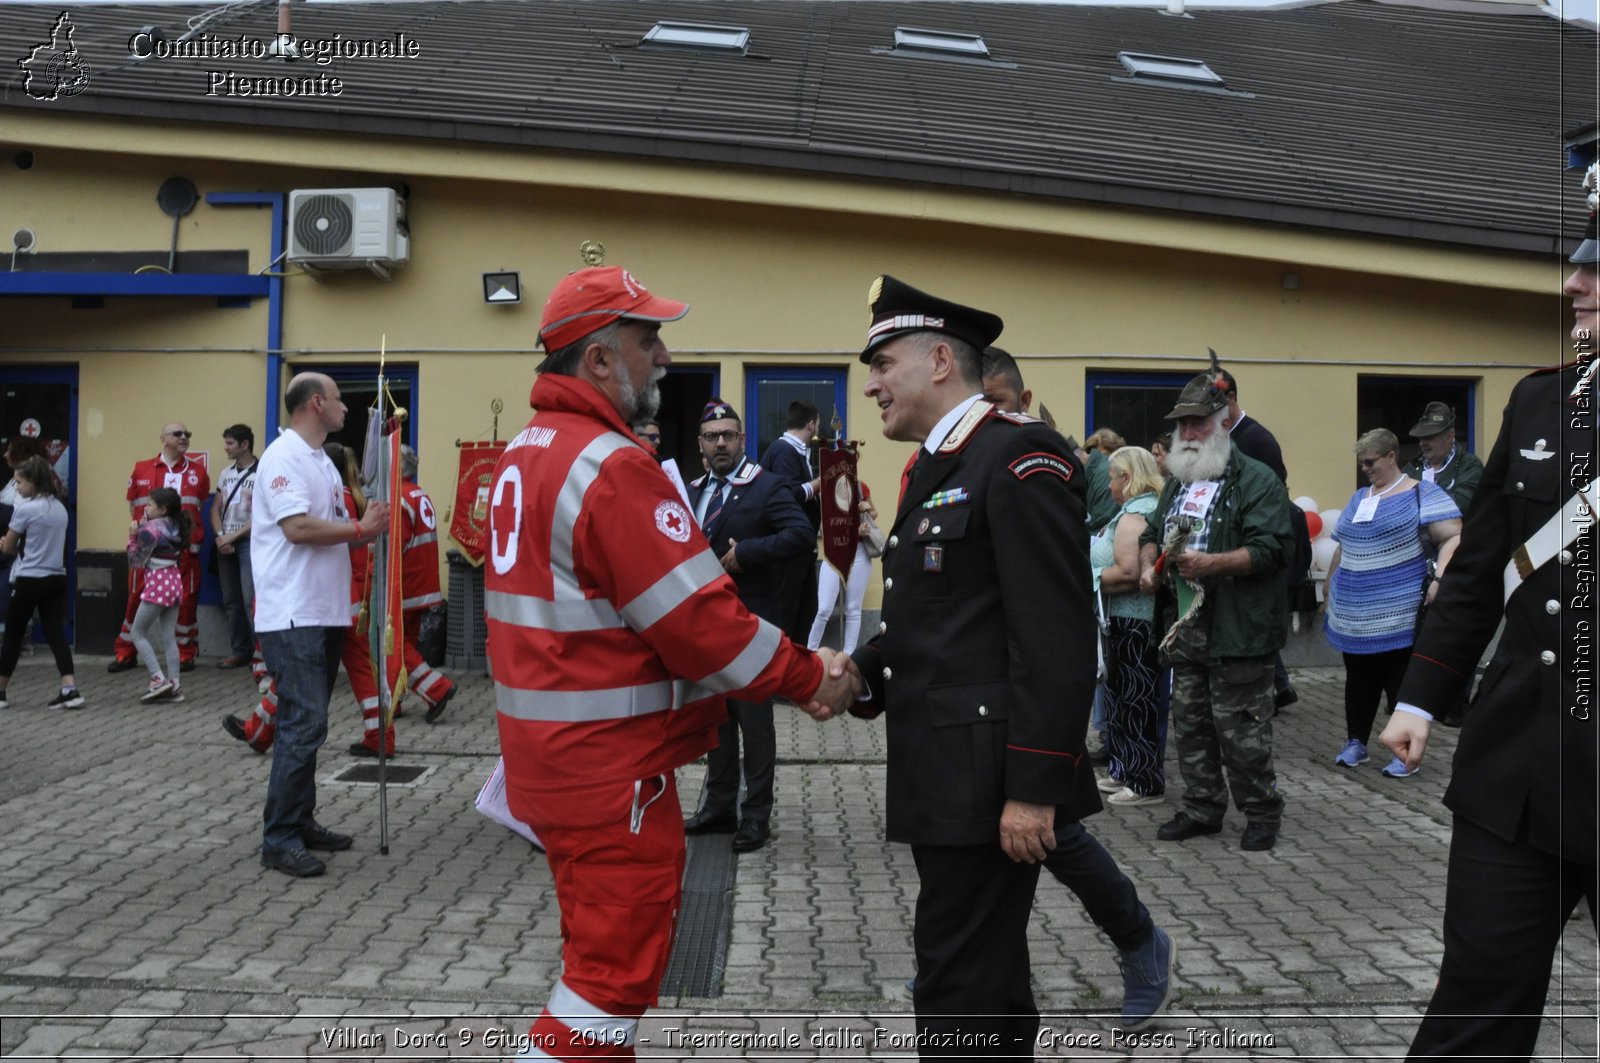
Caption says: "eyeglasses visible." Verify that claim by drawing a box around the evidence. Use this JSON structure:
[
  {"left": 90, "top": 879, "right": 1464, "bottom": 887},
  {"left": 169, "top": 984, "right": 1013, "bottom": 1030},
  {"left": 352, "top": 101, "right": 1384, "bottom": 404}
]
[
  {"left": 639, "top": 433, "right": 662, "bottom": 444},
  {"left": 167, "top": 431, "right": 192, "bottom": 439},
  {"left": 1358, "top": 456, "right": 1384, "bottom": 469},
  {"left": 699, "top": 430, "right": 741, "bottom": 444}
]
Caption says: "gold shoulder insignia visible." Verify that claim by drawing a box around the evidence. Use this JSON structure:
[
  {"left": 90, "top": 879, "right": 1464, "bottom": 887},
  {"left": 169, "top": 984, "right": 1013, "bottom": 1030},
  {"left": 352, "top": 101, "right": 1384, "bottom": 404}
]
[{"left": 938, "top": 400, "right": 996, "bottom": 453}]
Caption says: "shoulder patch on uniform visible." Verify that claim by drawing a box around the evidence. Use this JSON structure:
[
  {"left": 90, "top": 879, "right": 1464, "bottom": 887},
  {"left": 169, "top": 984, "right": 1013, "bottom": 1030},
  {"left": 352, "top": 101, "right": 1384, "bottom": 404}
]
[
  {"left": 994, "top": 410, "right": 1039, "bottom": 425},
  {"left": 654, "top": 499, "right": 692, "bottom": 543},
  {"left": 1009, "top": 451, "right": 1073, "bottom": 484},
  {"left": 938, "top": 400, "right": 996, "bottom": 454},
  {"left": 729, "top": 462, "right": 761, "bottom": 486}
]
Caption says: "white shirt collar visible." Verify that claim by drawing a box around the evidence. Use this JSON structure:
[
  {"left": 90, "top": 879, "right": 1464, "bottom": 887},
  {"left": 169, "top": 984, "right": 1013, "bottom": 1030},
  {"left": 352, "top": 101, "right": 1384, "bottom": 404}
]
[
  {"left": 923, "top": 394, "right": 985, "bottom": 455},
  {"left": 780, "top": 431, "right": 808, "bottom": 453}
]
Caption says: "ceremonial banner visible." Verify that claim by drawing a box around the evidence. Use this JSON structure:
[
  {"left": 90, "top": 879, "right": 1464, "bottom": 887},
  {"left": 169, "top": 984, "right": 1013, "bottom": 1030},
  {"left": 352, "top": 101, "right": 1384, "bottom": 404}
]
[
  {"left": 449, "top": 440, "right": 507, "bottom": 565},
  {"left": 379, "top": 423, "right": 408, "bottom": 725},
  {"left": 819, "top": 444, "right": 861, "bottom": 580}
]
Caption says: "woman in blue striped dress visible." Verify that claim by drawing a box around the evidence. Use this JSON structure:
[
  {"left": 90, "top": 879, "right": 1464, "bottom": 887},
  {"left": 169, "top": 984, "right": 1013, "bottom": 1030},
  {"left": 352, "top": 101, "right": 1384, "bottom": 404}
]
[{"left": 1325, "top": 428, "right": 1462, "bottom": 777}]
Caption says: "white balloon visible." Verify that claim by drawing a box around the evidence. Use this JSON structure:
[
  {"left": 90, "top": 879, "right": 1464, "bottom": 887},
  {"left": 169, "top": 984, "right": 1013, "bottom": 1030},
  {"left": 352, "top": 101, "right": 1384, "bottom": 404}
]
[
  {"left": 1294, "top": 495, "right": 1317, "bottom": 512},
  {"left": 1318, "top": 509, "right": 1342, "bottom": 541},
  {"left": 1311, "top": 536, "right": 1339, "bottom": 574}
]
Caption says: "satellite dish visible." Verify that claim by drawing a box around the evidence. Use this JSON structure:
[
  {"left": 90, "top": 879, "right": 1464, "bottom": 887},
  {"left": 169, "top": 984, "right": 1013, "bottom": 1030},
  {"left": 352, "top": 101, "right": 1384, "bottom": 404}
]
[{"left": 157, "top": 177, "right": 198, "bottom": 218}]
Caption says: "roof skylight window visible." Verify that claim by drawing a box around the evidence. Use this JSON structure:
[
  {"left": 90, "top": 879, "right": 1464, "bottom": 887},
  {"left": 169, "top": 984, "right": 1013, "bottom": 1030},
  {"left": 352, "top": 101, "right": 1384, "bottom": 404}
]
[
  {"left": 1118, "top": 52, "right": 1223, "bottom": 85},
  {"left": 893, "top": 27, "right": 991, "bottom": 59},
  {"left": 642, "top": 21, "right": 750, "bottom": 54}
]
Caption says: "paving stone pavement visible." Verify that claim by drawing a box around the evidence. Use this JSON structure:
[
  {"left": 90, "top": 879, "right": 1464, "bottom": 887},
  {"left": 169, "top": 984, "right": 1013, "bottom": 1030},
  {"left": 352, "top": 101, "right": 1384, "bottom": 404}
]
[{"left": 0, "top": 653, "right": 1595, "bottom": 1060}]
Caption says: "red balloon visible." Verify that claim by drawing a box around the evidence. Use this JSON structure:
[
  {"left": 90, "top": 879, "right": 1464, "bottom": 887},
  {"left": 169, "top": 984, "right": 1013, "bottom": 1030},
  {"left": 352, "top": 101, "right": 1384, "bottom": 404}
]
[{"left": 1305, "top": 511, "right": 1324, "bottom": 539}]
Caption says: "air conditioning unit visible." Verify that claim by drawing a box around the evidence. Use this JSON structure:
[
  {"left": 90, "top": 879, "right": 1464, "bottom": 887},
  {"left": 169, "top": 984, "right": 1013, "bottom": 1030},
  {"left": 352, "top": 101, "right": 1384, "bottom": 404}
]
[{"left": 287, "top": 187, "right": 409, "bottom": 279}]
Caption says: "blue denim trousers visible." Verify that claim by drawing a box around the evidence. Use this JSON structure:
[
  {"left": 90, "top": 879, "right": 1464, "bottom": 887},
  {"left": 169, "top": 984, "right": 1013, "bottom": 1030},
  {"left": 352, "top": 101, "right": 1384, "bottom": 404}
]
[
  {"left": 217, "top": 541, "right": 255, "bottom": 659},
  {"left": 258, "top": 624, "right": 346, "bottom": 852}
]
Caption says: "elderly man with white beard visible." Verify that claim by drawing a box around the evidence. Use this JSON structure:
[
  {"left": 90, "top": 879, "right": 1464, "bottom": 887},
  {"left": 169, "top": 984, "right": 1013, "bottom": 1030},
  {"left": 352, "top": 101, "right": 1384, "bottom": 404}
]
[{"left": 1137, "top": 371, "right": 1294, "bottom": 851}]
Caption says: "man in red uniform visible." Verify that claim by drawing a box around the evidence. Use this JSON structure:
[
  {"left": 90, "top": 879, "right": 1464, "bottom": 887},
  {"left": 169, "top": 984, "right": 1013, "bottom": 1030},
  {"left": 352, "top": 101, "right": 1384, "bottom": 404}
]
[
  {"left": 487, "top": 266, "right": 860, "bottom": 1061},
  {"left": 109, "top": 421, "right": 209, "bottom": 672},
  {"left": 396, "top": 445, "right": 456, "bottom": 723}
]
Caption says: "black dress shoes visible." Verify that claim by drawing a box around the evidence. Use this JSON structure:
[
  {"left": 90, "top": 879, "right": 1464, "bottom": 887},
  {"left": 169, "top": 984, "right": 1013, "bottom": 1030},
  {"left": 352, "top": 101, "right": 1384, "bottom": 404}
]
[
  {"left": 683, "top": 809, "right": 737, "bottom": 835},
  {"left": 732, "top": 821, "right": 770, "bottom": 853}
]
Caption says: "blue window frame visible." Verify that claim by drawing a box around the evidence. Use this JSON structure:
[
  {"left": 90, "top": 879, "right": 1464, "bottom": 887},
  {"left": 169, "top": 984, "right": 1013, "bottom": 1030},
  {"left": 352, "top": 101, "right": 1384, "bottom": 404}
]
[
  {"left": 1085, "top": 369, "right": 1192, "bottom": 450},
  {"left": 744, "top": 365, "right": 851, "bottom": 464},
  {"left": 299, "top": 363, "right": 420, "bottom": 462},
  {"left": 0, "top": 364, "right": 79, "bottom": 637}
]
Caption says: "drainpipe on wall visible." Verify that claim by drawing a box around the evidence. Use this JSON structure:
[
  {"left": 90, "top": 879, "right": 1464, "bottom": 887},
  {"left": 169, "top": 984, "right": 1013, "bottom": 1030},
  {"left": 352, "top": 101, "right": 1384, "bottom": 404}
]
[{"left": 207, "top": 191, "right": 287, "bottom": 437}]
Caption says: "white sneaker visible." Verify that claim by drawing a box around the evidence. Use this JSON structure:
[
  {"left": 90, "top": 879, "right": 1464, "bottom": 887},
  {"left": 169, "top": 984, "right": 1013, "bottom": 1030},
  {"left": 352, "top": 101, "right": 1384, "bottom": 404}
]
[
  {"left": 1097, "top": 775, "right": 1125, "bottom": 794},
  {"left": 1108, "top": 787, "right": 1164, "bottom": 807},
  {"left": 141, "top": 679, "right": 176, "bottom": 703}
]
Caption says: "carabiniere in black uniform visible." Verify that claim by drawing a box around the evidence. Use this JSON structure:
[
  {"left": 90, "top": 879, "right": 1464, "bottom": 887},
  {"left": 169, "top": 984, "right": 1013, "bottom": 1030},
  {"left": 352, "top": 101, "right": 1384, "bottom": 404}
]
[
  {"left": 849, "top": 275, "right": 1101, "bottom": 1057},
  {"left": 1394, "top": 159, "right": 1600, "bottom": 1061}
]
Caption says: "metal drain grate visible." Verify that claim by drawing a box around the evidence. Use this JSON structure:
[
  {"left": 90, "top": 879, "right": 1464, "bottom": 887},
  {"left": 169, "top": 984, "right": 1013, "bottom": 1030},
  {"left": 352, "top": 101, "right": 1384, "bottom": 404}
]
[
  {"left": 658, "top": 833, "right": 736, "bottom": 998},
  {"left": 328, "top": 764, "right": 434, "bottom": 786}
]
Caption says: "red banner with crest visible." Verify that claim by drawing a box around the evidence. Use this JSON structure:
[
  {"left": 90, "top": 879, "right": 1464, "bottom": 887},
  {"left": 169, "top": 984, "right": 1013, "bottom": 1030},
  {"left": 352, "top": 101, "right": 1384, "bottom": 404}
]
[
  {"left": 449, "top": 440, "right": 507, "bottom": 566},
  {"left": 819, "top": 444, "right": 861, "bottom": 580}
]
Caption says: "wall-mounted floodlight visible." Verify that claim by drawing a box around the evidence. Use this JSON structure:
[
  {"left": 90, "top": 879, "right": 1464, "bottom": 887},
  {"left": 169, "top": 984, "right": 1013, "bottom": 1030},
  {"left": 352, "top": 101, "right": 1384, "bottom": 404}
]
[{"left": 483, "top": 271, "right": 521, "bottom": 304}]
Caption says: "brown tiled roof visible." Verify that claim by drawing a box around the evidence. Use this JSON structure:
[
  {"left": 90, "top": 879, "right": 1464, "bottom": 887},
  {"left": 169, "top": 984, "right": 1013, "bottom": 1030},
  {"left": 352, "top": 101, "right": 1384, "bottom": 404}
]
[{"left": 3, "top": 0, "right": 1594, "bottom": 254}]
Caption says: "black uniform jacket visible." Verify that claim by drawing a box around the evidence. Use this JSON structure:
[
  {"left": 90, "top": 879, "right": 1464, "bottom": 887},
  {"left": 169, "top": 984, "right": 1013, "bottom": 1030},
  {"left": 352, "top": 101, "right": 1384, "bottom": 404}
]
[
  {"left": 691, "top": 459, "right": 814, "bottom": 626},
  {"left": 851, "top": 402, "right": 1101, "bottom": 847},
  {"left": 1398, "top": 360, "right": 1598, "bottom": 866},
  {"left": 760, "top": 435, "right": 823, "bottom": 533}
]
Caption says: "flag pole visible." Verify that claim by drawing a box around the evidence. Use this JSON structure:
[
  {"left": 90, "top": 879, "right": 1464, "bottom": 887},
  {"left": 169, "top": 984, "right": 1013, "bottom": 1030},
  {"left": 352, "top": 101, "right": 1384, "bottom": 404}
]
[{"left": 372, "top": 335, "right": 392, "bottom": 856}]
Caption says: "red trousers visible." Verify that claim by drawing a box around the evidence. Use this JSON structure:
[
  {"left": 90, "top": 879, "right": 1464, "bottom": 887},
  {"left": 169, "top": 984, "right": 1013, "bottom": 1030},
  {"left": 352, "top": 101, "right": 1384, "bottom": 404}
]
[
  {"left": 518, "top": 774, "right": 685, "bottom": 1061},
  {"left": 115, "top": 551, "right": 200, "bottom": 664},
  {"left": 242, "top": 624, "right": 387, "bottom": 752},
  {"left": 402, "top": 611, "right": 455, "bottom": 707}
]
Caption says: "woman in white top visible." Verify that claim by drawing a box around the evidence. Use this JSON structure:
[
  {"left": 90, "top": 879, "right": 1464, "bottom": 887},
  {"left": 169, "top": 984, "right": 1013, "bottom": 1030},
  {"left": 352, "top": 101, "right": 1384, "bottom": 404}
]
[
  {"left": 0, "top": 455, "right": 80, "bottom": 709},
  {"left": 806, "top": 482, "right": 878, "bottom": 654}
]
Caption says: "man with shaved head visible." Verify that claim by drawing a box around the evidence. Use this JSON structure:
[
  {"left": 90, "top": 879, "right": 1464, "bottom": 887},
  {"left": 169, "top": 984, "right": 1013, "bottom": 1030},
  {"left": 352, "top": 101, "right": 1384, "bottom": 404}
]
[
  {"left": 108, "top": 419, "right": 210, "bottom": 673},
  {"left": 250, "top": 373, "right": 390, "bottom": 878}
]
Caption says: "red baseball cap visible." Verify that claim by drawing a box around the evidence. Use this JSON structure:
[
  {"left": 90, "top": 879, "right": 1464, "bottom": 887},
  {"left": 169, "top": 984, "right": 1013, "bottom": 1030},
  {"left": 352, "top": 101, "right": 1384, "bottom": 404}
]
[{"left": 537, "top": 267, "right": 690, "bottom": 352}]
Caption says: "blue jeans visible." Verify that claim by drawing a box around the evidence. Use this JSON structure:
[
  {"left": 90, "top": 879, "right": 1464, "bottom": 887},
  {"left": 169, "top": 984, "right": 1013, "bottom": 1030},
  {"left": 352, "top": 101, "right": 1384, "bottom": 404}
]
[
  {"left": 217, "top": 541, "right": 255, "bottom": 659},
  {"left": 259, "top": 625, "right": 345, "bottom": 852}
]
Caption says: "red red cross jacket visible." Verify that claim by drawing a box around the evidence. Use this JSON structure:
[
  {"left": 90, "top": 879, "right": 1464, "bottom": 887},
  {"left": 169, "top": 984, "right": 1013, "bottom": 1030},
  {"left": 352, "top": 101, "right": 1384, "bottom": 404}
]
[
  {"left": 398, "top": 480, "right": 444, "bottom": 612},
  {"left": 486, "top": 374, "right": 822, "bottom": 830},
  {"left": 127, "top": 454, "right": 210, "bottom": 549}
]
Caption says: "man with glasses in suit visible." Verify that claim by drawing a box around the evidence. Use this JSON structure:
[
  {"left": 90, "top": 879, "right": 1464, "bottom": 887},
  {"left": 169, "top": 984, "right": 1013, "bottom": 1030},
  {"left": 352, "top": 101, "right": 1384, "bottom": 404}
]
[{"left": 683, "top": 399, "right": 815, "bottom": 853}]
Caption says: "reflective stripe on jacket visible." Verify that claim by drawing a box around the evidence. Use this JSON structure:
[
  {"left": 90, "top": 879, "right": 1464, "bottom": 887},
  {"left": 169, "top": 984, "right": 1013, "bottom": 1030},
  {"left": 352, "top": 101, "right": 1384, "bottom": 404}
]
[{"left": 486, "top": 374, "right": 821, "bottom": 826}]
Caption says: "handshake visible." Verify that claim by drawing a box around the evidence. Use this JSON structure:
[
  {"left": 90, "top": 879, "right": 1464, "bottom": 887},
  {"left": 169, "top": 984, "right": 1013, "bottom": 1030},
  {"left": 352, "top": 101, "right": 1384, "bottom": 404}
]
[{"left": 800, "top": 648, "right": 866, "bottom": 721}]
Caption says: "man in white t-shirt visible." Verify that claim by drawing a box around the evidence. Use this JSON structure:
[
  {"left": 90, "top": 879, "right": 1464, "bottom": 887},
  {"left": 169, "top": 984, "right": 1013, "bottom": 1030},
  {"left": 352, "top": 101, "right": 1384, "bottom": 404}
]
[
  {"left": 211, "top": 424, "right": 257, "bottom": 668},
  {"left": 252, "top": 373, "right": 389, "bottom": 878}
]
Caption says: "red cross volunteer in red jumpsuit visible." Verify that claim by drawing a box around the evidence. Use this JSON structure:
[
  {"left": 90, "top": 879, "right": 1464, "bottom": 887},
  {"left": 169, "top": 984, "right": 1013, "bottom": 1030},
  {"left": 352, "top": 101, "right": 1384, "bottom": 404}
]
[
  {"left": 111, "top": 422, "right": 209, "bottom": 671},
  {"left": 396, "top": 455, "right": 456, "bottom": 723},
  {"left": 486, "top": 266, "right": 859, "bottom": 1061}
]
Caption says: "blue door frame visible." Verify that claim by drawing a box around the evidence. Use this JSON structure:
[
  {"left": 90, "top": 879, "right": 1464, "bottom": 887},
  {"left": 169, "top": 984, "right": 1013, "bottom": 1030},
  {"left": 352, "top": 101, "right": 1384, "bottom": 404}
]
[{"left": 1, "top": 364, "right": 79, "bottom": 642}]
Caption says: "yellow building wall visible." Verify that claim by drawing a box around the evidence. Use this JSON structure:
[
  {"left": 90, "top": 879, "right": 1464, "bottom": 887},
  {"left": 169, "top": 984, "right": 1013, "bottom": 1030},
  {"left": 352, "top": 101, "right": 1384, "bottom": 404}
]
[{"left": 0, "top": 129, "right": 1569, "bottom": 608}]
